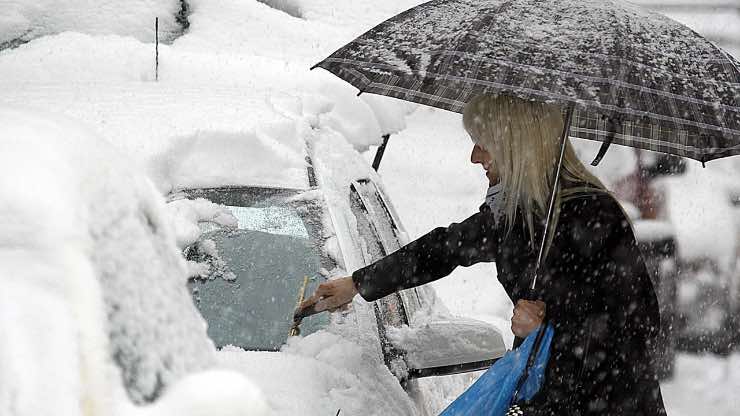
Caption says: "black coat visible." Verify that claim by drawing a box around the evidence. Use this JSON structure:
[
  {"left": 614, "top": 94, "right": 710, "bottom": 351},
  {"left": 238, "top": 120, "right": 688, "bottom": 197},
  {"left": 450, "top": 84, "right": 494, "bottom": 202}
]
[{"left": 352, "top": 189, "right": 666, "bottom": 415}]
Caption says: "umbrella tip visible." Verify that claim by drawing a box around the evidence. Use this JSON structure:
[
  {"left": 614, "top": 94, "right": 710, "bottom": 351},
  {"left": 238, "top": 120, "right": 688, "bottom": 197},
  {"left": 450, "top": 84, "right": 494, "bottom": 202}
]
[{"left": 309, "top": 63, "right": 319, "bottom": 71}]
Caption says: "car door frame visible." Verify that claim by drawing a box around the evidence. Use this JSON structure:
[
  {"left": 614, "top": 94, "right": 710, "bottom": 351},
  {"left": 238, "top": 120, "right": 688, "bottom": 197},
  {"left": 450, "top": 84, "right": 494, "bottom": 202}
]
[{"left": 348, "top": 179, "right": 502, "bottom": 381}]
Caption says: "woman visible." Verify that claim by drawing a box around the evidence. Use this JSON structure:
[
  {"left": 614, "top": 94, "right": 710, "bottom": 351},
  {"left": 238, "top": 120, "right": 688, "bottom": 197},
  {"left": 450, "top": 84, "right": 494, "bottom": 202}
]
[{"left": 298, "top": 94, "right": 667, "bottom": 415}]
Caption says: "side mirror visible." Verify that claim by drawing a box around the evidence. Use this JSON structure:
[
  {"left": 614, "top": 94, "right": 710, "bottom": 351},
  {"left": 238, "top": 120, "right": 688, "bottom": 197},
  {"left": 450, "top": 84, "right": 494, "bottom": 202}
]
[{"left": 388, "top": 317, "right": 507, "bottom": 379}]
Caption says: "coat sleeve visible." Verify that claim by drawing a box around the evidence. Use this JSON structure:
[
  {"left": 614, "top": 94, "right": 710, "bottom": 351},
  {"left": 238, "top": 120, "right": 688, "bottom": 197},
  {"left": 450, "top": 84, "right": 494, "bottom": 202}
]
[
  {"left": 517, "top": 194, "right": 662, "bottom": 415},
  {"left": 351, "top": 208, "right": 502, "bottom": 302}
]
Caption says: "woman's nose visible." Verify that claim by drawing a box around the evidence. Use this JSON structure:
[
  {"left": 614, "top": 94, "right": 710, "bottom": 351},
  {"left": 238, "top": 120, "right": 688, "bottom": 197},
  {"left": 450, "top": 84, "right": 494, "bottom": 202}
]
[{"left": 470, "top": 145, "right": 481, "bottom": 164}]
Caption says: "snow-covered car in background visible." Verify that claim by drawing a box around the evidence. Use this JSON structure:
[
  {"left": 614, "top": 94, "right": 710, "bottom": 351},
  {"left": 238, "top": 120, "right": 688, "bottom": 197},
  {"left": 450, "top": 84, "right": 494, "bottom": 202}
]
[
  {"left": 165, "top": 132, "right": 508, "bottom": 415},
  {"left": 0, "top": 107, "right": 270, "bottom": 416}
]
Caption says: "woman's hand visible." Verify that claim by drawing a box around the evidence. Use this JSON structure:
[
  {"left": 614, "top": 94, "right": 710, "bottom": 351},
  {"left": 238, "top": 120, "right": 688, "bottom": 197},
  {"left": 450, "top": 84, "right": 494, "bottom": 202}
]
[
  {"left": 295, "top": 276, "right": 358, "bottom": 318},
  {"left": 511, "top": 300, "right": 546, "bottom": 338}
]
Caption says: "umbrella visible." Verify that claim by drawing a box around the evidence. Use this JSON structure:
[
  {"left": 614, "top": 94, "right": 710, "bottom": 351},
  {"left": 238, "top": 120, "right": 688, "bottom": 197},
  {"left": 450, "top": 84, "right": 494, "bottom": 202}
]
[
  {"left": 312, "top": 0, "right": 740, "bottom": 294},
  {"left": 312, "top": 0, "right": 740, "bottom": 164}
]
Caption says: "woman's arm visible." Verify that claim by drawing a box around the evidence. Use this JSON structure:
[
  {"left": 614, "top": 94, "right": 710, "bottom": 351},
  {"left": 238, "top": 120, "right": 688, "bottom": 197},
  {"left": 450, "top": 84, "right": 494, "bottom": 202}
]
[
  {"left": 352, "top": 208, "right": 502, "bottom": 302},
  {"left": 296, "top": 193, "right": 505, "bottom": 317}
]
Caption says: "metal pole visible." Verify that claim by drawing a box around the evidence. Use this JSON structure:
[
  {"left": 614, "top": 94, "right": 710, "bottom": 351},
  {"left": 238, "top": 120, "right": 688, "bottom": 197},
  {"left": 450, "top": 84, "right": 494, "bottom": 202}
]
[
  {"left": 155, "top": 17, "right": 159, "bottom": 82},
  {"left": 530, "top": 105, "right": 575, "bottom": 292}
]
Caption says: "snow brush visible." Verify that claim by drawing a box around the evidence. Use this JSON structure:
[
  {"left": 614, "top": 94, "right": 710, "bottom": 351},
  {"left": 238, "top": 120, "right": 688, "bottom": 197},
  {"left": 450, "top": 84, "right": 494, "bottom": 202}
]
[{"left": 289, "top": 276, "right": 310, "bottom": 337}]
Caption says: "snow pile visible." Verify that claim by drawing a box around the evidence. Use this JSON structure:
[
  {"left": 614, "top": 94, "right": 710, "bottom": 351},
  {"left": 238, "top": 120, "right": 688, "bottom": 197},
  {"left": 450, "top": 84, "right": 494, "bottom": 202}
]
[
  {"left": 305, "top": 75, "right": 415, "bottom": 151},
  {"left": 0, "top": 0, "right": 182, "bottom": 47},
  {"left": 164, "top": 196, "right": 238, "bottom": 279},
  {"left": 0, "top": 0, "right": 418, "bottom": 163},
  {"left": 150, "top": 126, "right": 309, "bottom": 193},
  {"left": 0, "top": 107, "right": 269, "bottom": 416},
  {"left": 166, "top": 197, "right": 238, "bottom": 249},
  {"left": 0, "top": 106, "right": 138, "bottom": 416},
  {"left": 0, "top": 32, "right": 157, "bottom": 83},
  {"left": 387, "top": 316, "right": 506, "bottom": 369},
  {"left": 217, "top": 331, "right": 418, "bottom": 416},
  {"left": 296, "top": 0, "right": 426, "bottom": 35},
  {"left": 141, "top": 370, "right": 270, "bottom": 416}
]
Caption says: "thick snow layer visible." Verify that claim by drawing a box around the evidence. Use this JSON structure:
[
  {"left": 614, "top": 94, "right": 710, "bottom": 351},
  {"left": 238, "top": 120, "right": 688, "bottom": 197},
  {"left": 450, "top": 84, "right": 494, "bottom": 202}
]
[
  {"left": 217, "top": 331, "right": 418, "bottom": 416},
  {"left": 150, "top": 127, "right": 309, "bottom": 192},
  {"left": 0, "top": 0, "right": 413, "bottom": 183},
  {"left": 0, "top": 0, "right": 182, "bottom": 46},
  {"left": 165, "top": 197, "right": 238, "bottom": 249},
  {"left": 387, "top": 316, "right": 507, "bottom": 369},
  {"left": 0, "top": 107, "right": 269, "bottom": 416},
  {"left": 0, "top": 106, "right": 142, "bottom": 416},
  {"left": 141, "top": 370, "right": 270, "bottom": 416}
]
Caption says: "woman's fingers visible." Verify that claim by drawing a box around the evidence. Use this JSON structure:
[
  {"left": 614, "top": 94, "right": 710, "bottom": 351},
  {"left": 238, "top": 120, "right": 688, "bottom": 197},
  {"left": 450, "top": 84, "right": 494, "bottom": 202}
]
[
  {"left": 511, "top": 300, "right": 547, "bottom": 338},
  {"left": 513, "top": 300, "right": 546, "bottom": 318},
  {"left": 296, "top": 277, "right": 358, "bottom": 316}
]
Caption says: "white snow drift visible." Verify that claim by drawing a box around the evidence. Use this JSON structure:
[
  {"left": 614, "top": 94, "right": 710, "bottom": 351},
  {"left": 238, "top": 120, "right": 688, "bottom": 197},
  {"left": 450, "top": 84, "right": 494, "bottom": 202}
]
[{"left": 0, "top": 107, "right": 269, "bottom": 416}]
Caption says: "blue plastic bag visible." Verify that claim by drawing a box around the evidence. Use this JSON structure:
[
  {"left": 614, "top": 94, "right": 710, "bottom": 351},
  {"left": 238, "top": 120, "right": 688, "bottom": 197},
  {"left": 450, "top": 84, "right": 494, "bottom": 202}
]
[{"left": 439, "top": 324, "right": 555, "bottom": 416}]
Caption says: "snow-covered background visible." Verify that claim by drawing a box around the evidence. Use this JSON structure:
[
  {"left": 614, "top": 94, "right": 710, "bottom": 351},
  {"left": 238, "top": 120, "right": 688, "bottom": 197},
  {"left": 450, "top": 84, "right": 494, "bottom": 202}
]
[{"left": 0, "top": 0, "right": 738, "bottom": 415}]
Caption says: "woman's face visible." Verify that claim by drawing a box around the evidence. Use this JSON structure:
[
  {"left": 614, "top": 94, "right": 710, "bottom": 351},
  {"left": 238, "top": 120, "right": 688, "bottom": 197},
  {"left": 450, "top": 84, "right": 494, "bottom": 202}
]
[{"left": 470, "top": 143, "right": 500, "bottom": 185}]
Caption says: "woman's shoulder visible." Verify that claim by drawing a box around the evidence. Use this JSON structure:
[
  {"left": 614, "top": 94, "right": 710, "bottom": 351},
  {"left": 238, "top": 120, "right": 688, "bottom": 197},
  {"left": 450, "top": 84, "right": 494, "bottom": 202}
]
[{"left": 560, "top": 187, "right": 629, "bottom": 226}]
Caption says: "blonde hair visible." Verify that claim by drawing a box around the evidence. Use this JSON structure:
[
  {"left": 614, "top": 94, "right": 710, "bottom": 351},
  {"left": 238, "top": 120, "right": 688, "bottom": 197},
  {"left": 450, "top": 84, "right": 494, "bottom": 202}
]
[{"left": 462, "top": 94, "right": 606, "bottom": 250}]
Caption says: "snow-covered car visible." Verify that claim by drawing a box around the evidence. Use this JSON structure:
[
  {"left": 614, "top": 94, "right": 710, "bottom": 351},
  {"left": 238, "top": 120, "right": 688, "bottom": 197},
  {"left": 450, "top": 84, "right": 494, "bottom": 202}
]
[
  {"left": 0, "top": 107, "right": 271, "bottom": 416},
  {"left": 1, "top": 105, "right": 505, "bottom": 416},
  {"left": 166, "top": 137, "right": 508, "bottom": 415}
]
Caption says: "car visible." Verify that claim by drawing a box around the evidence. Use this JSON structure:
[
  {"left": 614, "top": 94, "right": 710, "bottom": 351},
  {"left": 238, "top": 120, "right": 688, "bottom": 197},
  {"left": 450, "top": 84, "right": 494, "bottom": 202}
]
[
  {"left": 163, "top": 131, "right": 508, "bottom": 415},
  {"left": 0, "top": 107, "right": 271, "bottom": 416}
]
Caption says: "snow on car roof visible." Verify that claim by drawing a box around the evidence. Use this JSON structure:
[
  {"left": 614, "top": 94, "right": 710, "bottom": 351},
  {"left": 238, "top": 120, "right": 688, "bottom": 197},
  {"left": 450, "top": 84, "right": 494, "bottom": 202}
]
[
  {"left": 151, "top": 123, "right": 310, "bottom": 192},
  {"left": 0, "top": 0, "right": 415, "bottom": 195}
]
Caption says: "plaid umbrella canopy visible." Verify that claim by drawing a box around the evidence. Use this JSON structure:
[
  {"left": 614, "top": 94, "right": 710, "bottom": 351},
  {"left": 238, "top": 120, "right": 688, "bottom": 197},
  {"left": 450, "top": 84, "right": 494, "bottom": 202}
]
[{"left": 313, "top": 0, "right": 740, "bottom": 163}]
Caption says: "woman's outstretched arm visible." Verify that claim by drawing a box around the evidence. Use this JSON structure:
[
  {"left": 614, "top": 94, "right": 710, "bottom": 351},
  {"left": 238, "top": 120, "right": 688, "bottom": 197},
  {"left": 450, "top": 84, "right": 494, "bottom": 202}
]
[
  {"left": 352, "top": 208, "right": 502, "bottom": 302},
  {"left": 297, "top": 191, "right": 505, "bottom": 318}
]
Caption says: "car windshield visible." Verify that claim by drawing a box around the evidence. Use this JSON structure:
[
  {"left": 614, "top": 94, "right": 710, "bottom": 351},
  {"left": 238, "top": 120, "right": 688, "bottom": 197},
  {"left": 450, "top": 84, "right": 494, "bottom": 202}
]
[{"left": 184, "top": 187, "right": 329, "bottom": 351}]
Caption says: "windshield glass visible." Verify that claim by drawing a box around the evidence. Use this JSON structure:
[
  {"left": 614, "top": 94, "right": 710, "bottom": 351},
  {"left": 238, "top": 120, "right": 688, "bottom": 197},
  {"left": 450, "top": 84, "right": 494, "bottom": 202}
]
[{"left": 184, "top": 188, "right": 329, "bottom": 351}]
